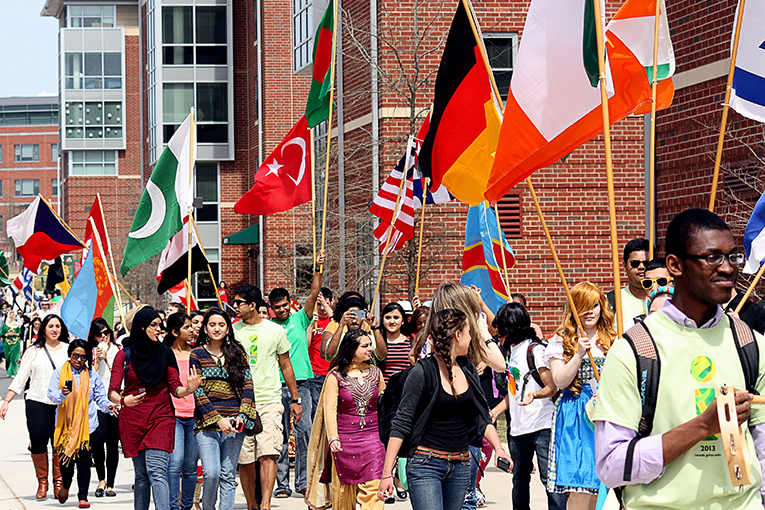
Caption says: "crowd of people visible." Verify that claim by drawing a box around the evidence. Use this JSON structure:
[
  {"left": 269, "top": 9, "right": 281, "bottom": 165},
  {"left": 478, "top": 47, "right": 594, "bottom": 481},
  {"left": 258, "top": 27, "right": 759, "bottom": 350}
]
[{"left": 1, "top": 209, "right": 765, "bottom": 510}]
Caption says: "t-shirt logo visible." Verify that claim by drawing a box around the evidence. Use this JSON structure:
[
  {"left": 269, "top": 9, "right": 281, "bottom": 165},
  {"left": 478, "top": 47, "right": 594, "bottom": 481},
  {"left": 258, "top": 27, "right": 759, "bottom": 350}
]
[
  {"left": 249, "top": 334, "right": 259, "bottom": 366},
  {"left": 691, "top": 356, "right": 718, "bottom": 441}
]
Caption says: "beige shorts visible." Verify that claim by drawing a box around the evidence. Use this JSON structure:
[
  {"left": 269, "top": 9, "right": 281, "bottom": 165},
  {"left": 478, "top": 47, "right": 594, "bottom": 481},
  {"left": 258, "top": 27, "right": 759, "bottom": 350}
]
[{"left": 238, "top": 403, "right": 284, "bottom": 464}]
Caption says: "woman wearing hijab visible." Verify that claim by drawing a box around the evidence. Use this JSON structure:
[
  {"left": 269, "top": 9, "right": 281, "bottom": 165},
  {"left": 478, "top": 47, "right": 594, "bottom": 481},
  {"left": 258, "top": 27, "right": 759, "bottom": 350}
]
[{"left": 108, "top": 307, "right": 201, "bottom": 510}]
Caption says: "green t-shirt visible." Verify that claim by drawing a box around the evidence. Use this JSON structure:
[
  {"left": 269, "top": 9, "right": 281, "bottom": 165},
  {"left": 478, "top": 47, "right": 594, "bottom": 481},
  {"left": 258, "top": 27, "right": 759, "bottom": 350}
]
[
  {"left": 233, "top": 319, "right": 291, "bottom": 405},
  {"left": 620, "top": 286, "right": 647, "bottom": 326},
  {"left": 273, "top": 309, "right": 314, "bottom": 382},
  {"left": 594, "top": 310, "right": 765, "bottom": 509}
]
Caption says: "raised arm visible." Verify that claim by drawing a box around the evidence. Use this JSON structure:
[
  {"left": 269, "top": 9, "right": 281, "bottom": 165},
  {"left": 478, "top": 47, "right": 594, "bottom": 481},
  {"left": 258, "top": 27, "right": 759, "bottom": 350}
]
[{"left": 303, "top": 250, "right": 325, "bottom": 318}]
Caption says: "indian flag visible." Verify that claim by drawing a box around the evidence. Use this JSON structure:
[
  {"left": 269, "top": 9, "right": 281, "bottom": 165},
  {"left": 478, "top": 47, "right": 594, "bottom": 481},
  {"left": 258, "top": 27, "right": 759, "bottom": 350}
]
[{"left": 484, "top": 0, "right": 675, "bottom": 203}]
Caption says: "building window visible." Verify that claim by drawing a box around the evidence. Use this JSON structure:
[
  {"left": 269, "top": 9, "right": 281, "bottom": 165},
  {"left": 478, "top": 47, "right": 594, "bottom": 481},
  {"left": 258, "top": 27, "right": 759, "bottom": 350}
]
[
  {"left": 162, "top": 6, "right": 227, "bottom": 66},
  {"left": 0, "top": 145, "right": 2, "bottom": 163},
  {"left": 64, "top": 101, "right": 123, "bottom": 140},
  {"left": 52, "top": 144, "right": 59, "bottom": 161},
  {"left": 163, "top": 83, "right": 228, "bottom": 143},
  {"left": 69, "top": 150, "right": 117, "bottom": 175},
  {"left": 294, "top": 243, "right": 314, "bottom": 296},
  {"left": 293, "top": 0, "right": 312, "bottom": 72},
  {"left": 65, "top": 52, "right": 122, "bottom": 90},
  {"left": 0, "top": 181, "right": 4, "bottom": 197},
  {"left": 15, "top": 144, "right": 39, "bottom": 162},
  {"left": 484, "top": 33, "right": 518, "bottom": 101},
  {"left": 67, "top": 5, "right": 115, "bottom": 27},
  {"left": 195, "top": 250, "right": 219, "bottom": 305},
  {"left": 195, "top": 163, "right": 219, "bottom": 222},
  {"left": 15, "top": 179, "right": 40, "bottom": 197},
  {"left": 496, "top": 192, "right": 522, "bottom": 239},
  {"left": 52, "top": 179, "right": 59, "bottom": 197}
]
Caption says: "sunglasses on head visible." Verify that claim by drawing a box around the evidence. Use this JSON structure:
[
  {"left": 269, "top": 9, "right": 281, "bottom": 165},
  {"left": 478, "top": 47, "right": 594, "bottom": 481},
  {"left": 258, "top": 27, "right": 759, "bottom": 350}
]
[
  {"left": 630, "top": 259, "right": 649, "bottom": 269},
  {"left": 640, "top": 277, "right": 673, "bottom": 289}
]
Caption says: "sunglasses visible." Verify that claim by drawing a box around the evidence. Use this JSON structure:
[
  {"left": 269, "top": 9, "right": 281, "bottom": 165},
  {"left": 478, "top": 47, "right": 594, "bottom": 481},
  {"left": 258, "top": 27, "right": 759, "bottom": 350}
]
[
  {"left": 96, "top": 330, "right": 110, "bottom": 338},
  {"left": 629, "top": 259, "right": 649, "bottom": 269},
  {"left": 71, "top": 353, "right": 88, "bottom": 361},
  {"left": 640, "top": 277, "right": 673, "bottom": 289},
  {"left": 232, "top": 299, "right": 249, "bottom": 307}
]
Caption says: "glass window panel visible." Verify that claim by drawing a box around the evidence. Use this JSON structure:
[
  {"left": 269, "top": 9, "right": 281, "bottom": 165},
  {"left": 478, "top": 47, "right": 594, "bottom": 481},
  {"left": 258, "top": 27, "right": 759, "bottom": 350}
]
[
  {"left": 104, "top": 77, "right": 122, "bottom": 89},
  {"left": 103, "top": 6, "right": 115, "bottom": 16},
  {"left": 51, "top": 144, "right": 58, "bottom": 161},
  {"left": 163, "top": 46, "right": 193, "bottom": 65},
  {"left": 102, "top": 16, "right": 114, "bottom": 28},
  {"left": 84, "top": 77, "right": 102, "bottom": 89},
  {"left": 163, "top": 7, "right": 193, "bottom": 44},
  {"left": 72, "top": 164, "right": 84, "bottom": 175},
  {"left": 103, "top": 103, "right": 121, "bottom": 124},
  {"left": 103, "top": 163, "right": 116, "bottom": 175},
  {"left": 69, "top": 6, "right": 81, "bottom": 16},
  {"left": 104, "top": 151, "right": 116, "bottom": 162},
  {"left": 163, "top": 83, "right": 194, "bottom": 124},
  {"left": 104, "top": 53, "right": 121, "bottom": 76},
  {"left": 197, "top": 83, "right": 227, "bottom": 122},
  {"left": 196, "top": 7, "right": 226, "bottom": 44},
  {"left": 83, "top": 17, "right": 101, "bottom": 27},
  {"left": 85, "top": 127, "right": 103, "bottom": 138},
  {"left": 52, "top": 179, "right": 58, "bottom": 197},
  {"left": 485, "top": 39, "right": 513, "bottom": 69},
  {"left": 105, "top": 126, "right": 122, "bottom": 138},
  {"left": 73, "top": 151, "right": 84, "bottom": 163},
  {"left": 83, "top": 5, "right": 100, "bottom": 16},
  {"left": 65, "top": 78, "right": 75, "bottom": 89},
  {"left": 65, "top": 53, "right": 81, "bottom": 77},
  {"left": 84, "top": 53, "right": 102, "bottom": 76},
  {"left": 197, "top": 124, "right": 227, "bottom": 143},
  {"left": 163, "top": 124, "right": 180, "bottom": 143},
  {"left": 493, "top": 71, "right": 511, "bottom": 100},
  {"left": 196, "top": 204, "right": 218, "bottom": 222},
  {"left": 66, "top": 127, "right": 84, "bottom": 138},
  {"left": 196, "top": 46, "right": 226, "bottom": 65},
  {"left": 196, "top": 262, "right": 218, "bottom": 299},
  {"left": 84, "top": 102, "right": 102, "bottom": 126},
  {"left": 84, "top": 163, "right": 103, "bottom": 175},
  {"left": 71, "top": 17, "right": 82, "bottom": 27},
  {"left": 196, "top": 163, "right": 218, "bottom": 202}
]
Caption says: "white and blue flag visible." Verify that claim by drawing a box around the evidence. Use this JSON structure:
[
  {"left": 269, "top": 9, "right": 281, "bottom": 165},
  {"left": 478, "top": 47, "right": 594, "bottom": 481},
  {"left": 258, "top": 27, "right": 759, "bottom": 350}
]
[
  {"left": 744, "top": 192, "right": 765, "bottom": 273},
  {"left": 730, "top": 0, "right": 765, "bottom": 123}
]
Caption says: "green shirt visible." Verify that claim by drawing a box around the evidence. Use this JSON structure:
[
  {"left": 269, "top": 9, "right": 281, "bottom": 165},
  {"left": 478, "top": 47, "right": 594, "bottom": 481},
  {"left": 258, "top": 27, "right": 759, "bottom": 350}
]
[
  {"left": 273, "top": 309, "right": 314, "bottom": 382},
  {"left": 620, "top": 286, "right": 647, "bottom": 326},
  {"left": 233, "top": 319, "right": 291, "bottom": 405},
  {"left": 594, "top": 311, "right": 765, "bottom": 509}
]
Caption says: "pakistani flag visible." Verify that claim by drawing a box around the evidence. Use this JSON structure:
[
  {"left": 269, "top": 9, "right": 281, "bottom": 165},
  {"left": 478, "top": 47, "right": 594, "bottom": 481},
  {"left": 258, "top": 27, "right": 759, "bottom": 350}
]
[
  {"left": 305, "top": 0, "right": 334, "bottom": 127},
  {"left": 121, "top": 113, "right": 194, "bottom": 276}
]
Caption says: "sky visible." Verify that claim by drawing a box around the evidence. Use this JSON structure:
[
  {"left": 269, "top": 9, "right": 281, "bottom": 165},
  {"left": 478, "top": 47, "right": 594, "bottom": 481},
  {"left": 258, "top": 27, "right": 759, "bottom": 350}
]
[{"left": 0, "top": 1, "right": 60, "bottom": 97}]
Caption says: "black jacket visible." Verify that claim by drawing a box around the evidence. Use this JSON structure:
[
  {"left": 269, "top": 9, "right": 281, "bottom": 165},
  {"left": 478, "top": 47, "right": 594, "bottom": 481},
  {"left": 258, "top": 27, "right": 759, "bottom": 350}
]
[
  {"left": 389, "top": 354, "right": 491, "bottom": 458},
  {"left": 728, "top": 294, "right": 765, "bottom": 335}
]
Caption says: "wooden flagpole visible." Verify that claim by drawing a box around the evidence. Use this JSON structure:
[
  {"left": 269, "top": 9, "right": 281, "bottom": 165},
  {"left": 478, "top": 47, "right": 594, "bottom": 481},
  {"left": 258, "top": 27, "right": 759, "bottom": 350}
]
[
  {"left": 648, "top": 0, "right": 661, "bottom": 258},
  {"left": 709, "top": 0, "right": 747, "bottom": 212},
  {"left": 38, "top": 194, "right": 86, "bottom": 247},
  {"left": 116, "top": 279, "right": 139, "bottom": 306},
  {"left": 493, "top": 202, "right": 511, "bottom": 293},
  {"left": 319, "top": 0, "right": 340, "bottom": 274},
  {"left": 95, "top": 193, "right": 127, "bottom": 329},
  {"left": 187, "top": 107, "right": 196, "bottom": 292},
  {"left": 592, "top": 0, "right": 625, "bottom": 337},
  {"left": 88, "top": 216, "right": 122, "bottom": 324},
  {"left": 190, "top": 215, "right": 224, "bottom": 309},
  {"left": 734, "top": 262, "right": 765, "bottom": 314},
  {"left": 310, "top": 128, "right": 317, "bottom": 266},
  {"left": 414, "top": 178, "right": 428, "bottom": 297},
  {"left": 370, "top": 147, "right": 410, "bottom": 315}
]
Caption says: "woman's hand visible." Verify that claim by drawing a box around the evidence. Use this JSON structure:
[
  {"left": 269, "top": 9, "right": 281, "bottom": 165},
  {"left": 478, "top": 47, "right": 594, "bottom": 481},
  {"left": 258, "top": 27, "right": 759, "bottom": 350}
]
[
  {"left": 329, "top": 438, "right": 342, "bottom": 452},
  {"left": 412, "top": 296, "right": 421, "bottom": 309},
  {"left": 340, "top": 310, "right": 355, "bottom": 327},
  {"left": 576, "top": 328, "right": 592, "bottom": 356},
  {"left": 378, "top": 476, "right": 394, "bottom": 501},
  {"left": 365, "top": 313, "right": 379, "bottom": 329},
  {"left": 187, "top": 366, "right": 202, "bottom": 393},
  {"left": 218, "top": 417, "right": 234, "bottom": 435},
  {"left": 495, "top": 447, "right": 513, "bottom": 470},
  {"left": 519, "top": 392, "right": 536, "bottom": 406},
  {"left": 124, "top": 392, "right": 146, "bottom": 407},
  {"left": 0, "top": 400, "right": 9, "bottom": 420},
  {"left": 108, "top": 404, "right": 120, "bottom": 417},
  {"left": 61, "top": 385, "right": 71, "bottom": 397}
]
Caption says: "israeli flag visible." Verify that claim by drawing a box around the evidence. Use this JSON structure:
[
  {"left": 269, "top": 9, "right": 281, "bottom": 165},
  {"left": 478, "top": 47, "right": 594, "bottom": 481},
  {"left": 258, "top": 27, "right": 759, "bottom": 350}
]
[
  {"left": 744, "top": 193, "right": 765, "bottom": 273},
  {"left": 730, "top": 0, "right": 765, "bottom": 123}
]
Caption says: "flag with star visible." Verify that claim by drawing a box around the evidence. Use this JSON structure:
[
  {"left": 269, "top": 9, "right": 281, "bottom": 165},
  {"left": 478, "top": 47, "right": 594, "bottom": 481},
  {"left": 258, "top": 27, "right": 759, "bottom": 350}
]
[{"left": 235, "top": 116, "right": 313, "bottom": 215}]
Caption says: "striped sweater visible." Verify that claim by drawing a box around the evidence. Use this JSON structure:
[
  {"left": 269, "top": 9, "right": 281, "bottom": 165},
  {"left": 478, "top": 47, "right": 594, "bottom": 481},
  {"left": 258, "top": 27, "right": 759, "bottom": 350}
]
[{"left": 189, "top": 347, "right": 258, "bottom": 432}]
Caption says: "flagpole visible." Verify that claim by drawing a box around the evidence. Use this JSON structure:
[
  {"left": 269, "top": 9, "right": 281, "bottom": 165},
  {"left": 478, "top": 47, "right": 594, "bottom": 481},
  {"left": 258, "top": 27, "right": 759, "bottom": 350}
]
[
  {"left": 319, "top": 0, "right": 340, "bottom": 274},
  {"left": 493, "top": 202, "right": 511, "bottom": 293},
  {"left": 189, "top": 215, "right": 224, "bottom": 309},
  {"left": 187, "top": 107, "right": 196, "bottom": 293},
  {"left": 37, "top": 194, "right": 86, "bottom": 247},
  {"left": 414, "top": 178, "right": 428, "bottom": 297},
  {"left": 370, "top": 155, "right": 409, "bottom": 315},
  {"left": 709, "top": 0, "right": 747, "bottom": 212},
  {"left": 648, "top": 0, "right": 661, "bottom": 258},
  {"left": 116, "top": 279, "right": 139, "bottom": 306},
  {"left": 734, "top": 263, "right": 765, "bottom": 314},
  {"left": 88, "top": 216, "right": 121, "bottom": 326},
  {"left": 310, "top": 128, "right": 317, "bottom": 266},
  {"left": 96, "top": 193, "right": 127, "bottom": 330},
  {"left": 591, "top": 0, "right": 625, "bottom": 337}
]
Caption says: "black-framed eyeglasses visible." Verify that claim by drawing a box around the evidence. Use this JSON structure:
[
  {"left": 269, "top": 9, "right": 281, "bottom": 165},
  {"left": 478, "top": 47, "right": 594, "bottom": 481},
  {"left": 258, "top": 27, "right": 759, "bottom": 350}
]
[
  {"left": 640, "top": 277, "right": 673, "bottom": 289},
  {"left": 629, "top": 259, "right": 649, "bottom": 269},
  {"left": 232, "top": 299, "right": 248, "bottom": 307},
  {"left": 71, "top": 353, "right": 87, "bottom": 361},
  {"left": 683, "top": 252, "right": 745, "bottom": 267}
]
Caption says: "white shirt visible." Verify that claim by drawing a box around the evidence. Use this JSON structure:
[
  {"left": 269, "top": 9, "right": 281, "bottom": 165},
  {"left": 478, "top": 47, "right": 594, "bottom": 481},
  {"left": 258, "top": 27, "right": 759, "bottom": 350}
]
[
  {"left": 507, "top": 339, "right": 555, "bottom": 436},
  {"left": 9, "top": 344, "right": 69, "bottom": 405}
]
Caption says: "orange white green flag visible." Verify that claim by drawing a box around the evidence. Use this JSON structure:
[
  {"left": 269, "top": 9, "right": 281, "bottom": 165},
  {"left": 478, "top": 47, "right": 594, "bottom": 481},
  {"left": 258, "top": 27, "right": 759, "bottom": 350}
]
[{"left": 484, "top": 0, "right": 674, "bottom": 203}]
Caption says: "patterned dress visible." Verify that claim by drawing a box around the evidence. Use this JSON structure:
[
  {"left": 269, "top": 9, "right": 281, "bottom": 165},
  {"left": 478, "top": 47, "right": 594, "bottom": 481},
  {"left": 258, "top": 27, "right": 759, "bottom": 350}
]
[{"left": 545, "top": 336, "right": 606, "bottom": 495}]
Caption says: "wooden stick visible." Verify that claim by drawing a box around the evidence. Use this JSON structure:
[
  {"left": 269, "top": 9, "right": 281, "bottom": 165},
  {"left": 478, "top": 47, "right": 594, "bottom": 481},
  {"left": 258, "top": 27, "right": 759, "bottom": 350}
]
[
  {"left": 319, "top": 0, "right": 340, "bottom": 274},
  {"left": 187, "top": 107, "right": 196, "bottom": 294},
  {"left": 734, "top": 262, "right": 765, "bottom": 314},
  {"left": 38, "top": 194, "right": 86, "bottom": 247},
  {"left": 88, "top": 217, "right": 121, "bottom": 325},
  {"left": 96, "top": 193, "right": 127, "bottom": 329},
  {"left": 526, "top": 178, "right": 599, "bottom": 380},
  {"left": 592, "top": 0, "right": 624, "bottom": 337},
  {"left": 190, "top": 215, "right": 224, "bottom": 309},
  {"left": 709, "top": 0, "right": 747, "bottom": 212},
  {"left": 116, "top": 279, "right": 138, "bottom": 306},
  {"left": 751, "top": 395, "right": 765, "bottom": 405},
  {"left": 310, "top": 127, "right": 317, "bottom": 268},
  {"left": 414, "top": 178, "right": 428, "bottom": 297},
  {"left": 648, "top": 0, "right": 661, "bottom": 259},
  {"left": 493, "top": 202, "right": 511, "bottom": 294}
]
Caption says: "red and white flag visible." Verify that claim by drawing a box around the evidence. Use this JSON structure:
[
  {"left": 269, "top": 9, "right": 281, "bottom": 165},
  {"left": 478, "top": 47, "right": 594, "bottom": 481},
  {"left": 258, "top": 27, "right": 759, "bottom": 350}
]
[
  {"left": 168, "top": 281, "right": 198, "bottom": 312},
  {"left": 235, "top": 116, "right": 313, "bottom": 216},
  {"left": 83, "top": 195, "right": 110, "bottom": 262}
]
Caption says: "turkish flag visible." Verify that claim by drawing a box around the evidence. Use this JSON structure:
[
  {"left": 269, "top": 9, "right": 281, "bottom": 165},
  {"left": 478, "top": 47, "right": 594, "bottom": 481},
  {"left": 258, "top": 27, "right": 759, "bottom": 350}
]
[{"left": 235, "top": 116, "right": 313, "bottom": 215}]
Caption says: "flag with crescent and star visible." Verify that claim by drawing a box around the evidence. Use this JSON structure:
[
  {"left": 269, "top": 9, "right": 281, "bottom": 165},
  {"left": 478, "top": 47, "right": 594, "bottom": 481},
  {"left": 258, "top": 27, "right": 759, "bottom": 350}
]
[{"left": 235, "top": 115, "right": 313, "bottom": 216}]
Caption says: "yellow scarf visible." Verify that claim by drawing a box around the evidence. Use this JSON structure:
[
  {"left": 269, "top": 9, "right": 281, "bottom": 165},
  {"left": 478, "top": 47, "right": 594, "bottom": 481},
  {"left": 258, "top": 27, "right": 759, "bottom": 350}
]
[{"left": 53, "top": 361, "right": 91, "bottom": 466}]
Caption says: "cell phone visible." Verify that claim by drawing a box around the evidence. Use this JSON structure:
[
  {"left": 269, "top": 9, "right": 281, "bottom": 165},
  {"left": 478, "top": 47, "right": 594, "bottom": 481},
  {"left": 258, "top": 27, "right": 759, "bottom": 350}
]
[
  {"left": 137, "top": 388, "right": 146, "bottom": 396},
  {"left": 64, "top": 380, "right": 73, "bottom": 392},
  {"left": 230, "top": 418, "right": 244, "bottom": 433},
  {"left": 497, "top": 456, "right": 512, "bottom": 473},
  {"left": 353, "top": 309, "right": 367, "bottom": 319}
]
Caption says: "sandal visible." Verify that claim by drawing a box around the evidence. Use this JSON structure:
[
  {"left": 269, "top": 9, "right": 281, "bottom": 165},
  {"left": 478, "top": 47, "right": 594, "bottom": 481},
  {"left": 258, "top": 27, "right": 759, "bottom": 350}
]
[
  {"left": 79, "top": 500, "right": 90, "bottom": 508},
  {"left": 95, "top": 488, "right": 105, "bottom": 498},
  {"left": 105, "top": 489, "right": 116, "bottom": 497},
  {"left": 274, "top": 491, "right": 290, "bottom": 499}
]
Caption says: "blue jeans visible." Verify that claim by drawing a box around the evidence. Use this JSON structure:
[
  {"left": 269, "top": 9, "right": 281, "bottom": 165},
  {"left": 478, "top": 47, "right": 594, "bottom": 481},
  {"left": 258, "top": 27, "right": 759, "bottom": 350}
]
[
  {"left": 169, "top": 417, "right": 198, "bottom": 510},
  {"left": 133, "top": 449, "right": 172, "bottom": 510},
  {"left": 407, "top": 450, "right": 472, "bottom": 510},
  {"left": 307, "top": 375, "right": 325, "bottom": 421},
  {"left": 276, "top": 381, "right": 313, "bottom": 494},
  {"left": 196, "top": 430, "right": 245, "bottom": 510},
  {"left": 507, "top": 429, "right": 567, "bottom": 510},
  {"left": 462, "top": 445, "right": 482, "bottom": 510}
]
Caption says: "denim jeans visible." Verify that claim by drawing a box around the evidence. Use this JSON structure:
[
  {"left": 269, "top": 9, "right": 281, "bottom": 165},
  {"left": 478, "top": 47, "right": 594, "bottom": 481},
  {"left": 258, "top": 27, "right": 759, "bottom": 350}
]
[
  {"left": 506, "top": 429, "right": 567, "bottom": 510},
  {"left": 275, "top": 381, "right": 313, "bottom": 494},
  {"left": 196, "top": 429, "right": 245, "bottom": 510},
  {"left": 133, "top": 449, "right": 172, "bottom": 510},
  {"left": 407, "top": 450, "right": 472, "bottom": 510},
  {"left": 462, "top": 445, "right": 482, "bottom": 510},
  {"left": 306, "top": 375, "right": 325, "bottom": 421},
  {"left": 169, "top": 417, "right": 199, "bottom": 510}
]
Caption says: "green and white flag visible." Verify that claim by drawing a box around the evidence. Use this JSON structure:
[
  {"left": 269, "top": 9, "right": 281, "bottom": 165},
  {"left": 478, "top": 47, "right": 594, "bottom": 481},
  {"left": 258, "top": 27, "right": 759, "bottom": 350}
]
[{"left": 121, "top": 113, "right": 194, "bottom": 276}]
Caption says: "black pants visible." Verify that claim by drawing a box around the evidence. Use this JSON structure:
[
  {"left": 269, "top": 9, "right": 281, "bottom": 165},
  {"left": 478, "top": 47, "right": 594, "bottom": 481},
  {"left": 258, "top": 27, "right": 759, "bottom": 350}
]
[
  {"left": 91, "top": 410, "right": 120, "bottom": 487},
  {"left": 60, "top": 449, "right": 92, "bottom": 501},
  {"left": 25, "top": 400, "right": 56, "bottom": 454}
]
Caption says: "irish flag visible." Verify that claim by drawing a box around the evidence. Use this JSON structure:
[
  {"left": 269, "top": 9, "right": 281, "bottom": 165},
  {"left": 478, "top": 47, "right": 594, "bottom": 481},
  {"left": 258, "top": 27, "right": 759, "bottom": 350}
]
[{"left": 484, "top": 0, "right": 675, "bottom": 203}]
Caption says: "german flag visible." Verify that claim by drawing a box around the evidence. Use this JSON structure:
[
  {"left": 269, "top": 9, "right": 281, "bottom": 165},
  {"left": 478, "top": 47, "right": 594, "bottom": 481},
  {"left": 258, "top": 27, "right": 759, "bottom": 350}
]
[{"left": 418, "top": 0, "right": 502, "bottom": 205}]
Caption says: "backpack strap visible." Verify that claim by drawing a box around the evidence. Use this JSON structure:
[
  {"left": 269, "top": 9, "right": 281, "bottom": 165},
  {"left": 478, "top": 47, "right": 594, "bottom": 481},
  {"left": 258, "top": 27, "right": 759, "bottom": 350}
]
[
  {"left": 621, "top": 321, "right": 661, "bottom": 482},
  {"left": 728, "top": 315, "right": 760, "bottom": 395},
  {"left": 526, "top": 340, "right": 546, "bottom": 388}
]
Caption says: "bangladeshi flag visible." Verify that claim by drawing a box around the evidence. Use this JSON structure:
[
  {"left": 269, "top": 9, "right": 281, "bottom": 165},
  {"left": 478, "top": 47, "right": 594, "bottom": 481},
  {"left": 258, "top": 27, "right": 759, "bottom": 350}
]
[{"left": 305, "top": 0, "right": 334, "bottom": 127}]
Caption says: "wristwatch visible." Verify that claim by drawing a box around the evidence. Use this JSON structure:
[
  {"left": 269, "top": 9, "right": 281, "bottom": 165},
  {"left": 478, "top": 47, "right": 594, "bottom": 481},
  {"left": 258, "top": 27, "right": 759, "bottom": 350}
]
[{"left": 291, "top": 398, "right": 302, "bottom": 405}]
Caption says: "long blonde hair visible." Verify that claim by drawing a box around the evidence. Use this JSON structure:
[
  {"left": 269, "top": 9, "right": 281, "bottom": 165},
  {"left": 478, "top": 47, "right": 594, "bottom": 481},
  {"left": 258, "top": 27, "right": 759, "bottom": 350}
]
[
  {"left": 413, "top": 283, "right": 484, "bottom": 365},
  {"left": 555, "top": 281, "right": 615, "bottom": 396}
]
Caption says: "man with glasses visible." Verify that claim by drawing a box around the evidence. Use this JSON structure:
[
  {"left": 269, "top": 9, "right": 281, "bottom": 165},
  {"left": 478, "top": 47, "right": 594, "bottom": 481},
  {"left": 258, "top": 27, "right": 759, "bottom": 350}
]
[
  {"left": 607, "top": 238, "right": 650, "bottom": 327},
  {"left": 232, "top": 284, "right": 303, "bottom": 510},
  {"left": 595, "top": 209, "right": 765, "bottom": 509}
]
